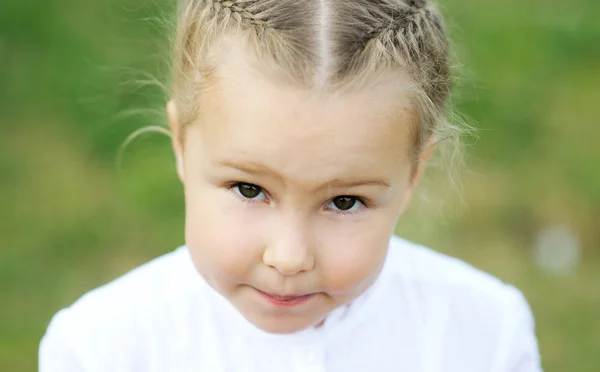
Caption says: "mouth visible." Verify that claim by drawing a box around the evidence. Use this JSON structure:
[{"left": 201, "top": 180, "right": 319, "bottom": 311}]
[{"left": 254, "top": 288, "right": 315, "bottom": 308}]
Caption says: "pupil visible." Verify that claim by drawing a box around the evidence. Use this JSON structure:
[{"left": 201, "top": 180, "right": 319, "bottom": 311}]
[
  {"left": 333, "top": 196, "right": 356, "bottom": 211},
  {"left": 239, "top": 183, "right": 260, "bottom": 199}
]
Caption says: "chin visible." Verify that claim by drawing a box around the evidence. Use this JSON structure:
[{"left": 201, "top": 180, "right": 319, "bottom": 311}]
[
  {"left": 247, "top": 312, "right": 321, "bottom": 334},
  {"left": 254, "top": 321, "right": 313, "bottom": 335}
]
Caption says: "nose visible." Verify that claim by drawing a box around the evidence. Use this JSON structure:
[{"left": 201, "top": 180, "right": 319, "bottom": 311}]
[{"left": 262, "top": 218, "right": 315, "bottom": 276}]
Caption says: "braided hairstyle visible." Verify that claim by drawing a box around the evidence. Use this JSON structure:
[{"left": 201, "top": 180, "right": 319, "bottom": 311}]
[{"left": 171, "top": 0, "right": 458, "bottom": 166}]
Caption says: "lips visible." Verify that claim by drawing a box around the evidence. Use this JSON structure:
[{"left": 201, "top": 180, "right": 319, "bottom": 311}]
[
  {"left": 268, "top": 293, "right": 302, "bottom": 301},
  {"left": 255, "top": 288, "right": 314, "bottom": 307}
]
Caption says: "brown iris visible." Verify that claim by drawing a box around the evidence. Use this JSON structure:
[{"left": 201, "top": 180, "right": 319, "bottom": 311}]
[
  {"left": 237, "top": 183, "right": 262, "bottom": 199},
  {"left": 332, "top": 196, "right": 357, "bottom": 211}
]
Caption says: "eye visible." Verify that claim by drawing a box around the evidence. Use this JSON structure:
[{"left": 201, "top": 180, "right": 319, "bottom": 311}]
[
  {"left": 232, "top": 182, "right": 266, "bottom": 200},
  {"left": 327, "top": 196, "right": 363, "bottom": 213}
]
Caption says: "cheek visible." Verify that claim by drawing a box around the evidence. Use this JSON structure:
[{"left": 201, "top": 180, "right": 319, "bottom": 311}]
[
  {"left": 317, "top": 214, "right": 395, "bottom": 294},
  {"left": 183, "top": 184, "right": 265, "bottom": 282}
]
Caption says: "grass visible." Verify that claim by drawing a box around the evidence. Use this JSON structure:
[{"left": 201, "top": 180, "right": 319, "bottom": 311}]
[{"left": 1, "top": 0, "right": 599, "bottom": 370}]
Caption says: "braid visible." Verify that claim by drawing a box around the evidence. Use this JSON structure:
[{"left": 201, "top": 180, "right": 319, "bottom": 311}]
[
  {"left": 172, "top": 0, "right": 461, "bottom": 169},
  {"left": 213, "top": 0, "right": 269, "bottom": 27},
  {"left": 406, "top": 0, "right": 426, "bottom": 8}
]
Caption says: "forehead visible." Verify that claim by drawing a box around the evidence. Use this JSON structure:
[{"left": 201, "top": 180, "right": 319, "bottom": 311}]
[{"left": 191, "top": 56, "right": 415, "bottom": 185}]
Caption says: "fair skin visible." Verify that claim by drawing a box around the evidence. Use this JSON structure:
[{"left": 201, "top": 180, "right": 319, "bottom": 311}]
[{"left": 167, "top": 48, "right": 433, "bottom": 334}]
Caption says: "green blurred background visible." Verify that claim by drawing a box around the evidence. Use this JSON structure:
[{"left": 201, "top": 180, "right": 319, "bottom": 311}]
[{"left": 1, "top": 0, "right": 599, "bottom": 370}]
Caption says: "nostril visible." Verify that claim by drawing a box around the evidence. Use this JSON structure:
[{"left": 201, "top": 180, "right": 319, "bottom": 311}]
[{"left": 262, "top": 251, "right": 314, "bottom": 276}]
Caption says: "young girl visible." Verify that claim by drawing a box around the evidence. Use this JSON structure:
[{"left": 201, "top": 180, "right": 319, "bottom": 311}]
[{"left": 40, "top": 0, "right": 542, "bottom": 371}]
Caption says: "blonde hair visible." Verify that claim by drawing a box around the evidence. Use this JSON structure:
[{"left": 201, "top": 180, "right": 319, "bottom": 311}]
[{"left": 170, "top": 0, "right": 461, "bottom": 168}]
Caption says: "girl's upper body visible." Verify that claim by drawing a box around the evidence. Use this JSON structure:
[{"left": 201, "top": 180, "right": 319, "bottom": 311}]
[
  {"left": 41, "top": 0, "right": 543, "bottom": 370},
  {"left": 40, "top": 236, "right": 541, "bottom": 372}
]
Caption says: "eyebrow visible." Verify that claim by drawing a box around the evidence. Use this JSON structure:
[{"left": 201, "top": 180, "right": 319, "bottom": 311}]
[{"left": 217, "top": 160, "right": 391, "bottom": 189}]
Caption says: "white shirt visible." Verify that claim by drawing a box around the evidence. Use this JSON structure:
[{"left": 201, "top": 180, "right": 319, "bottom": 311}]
[{"left": 39, "top": 236, "right": 542, "bottom": 372}]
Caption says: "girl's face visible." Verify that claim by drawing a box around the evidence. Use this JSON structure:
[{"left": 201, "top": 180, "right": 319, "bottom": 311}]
[{"left": 170, "top": 57, "right": 423, "bottom": 334}]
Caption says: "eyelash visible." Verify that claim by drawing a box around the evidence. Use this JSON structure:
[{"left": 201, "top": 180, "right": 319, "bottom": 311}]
[
  {"left": 227, "top": 182, "right": 268, "bottom": 205},
  {"left": 226, "top": 182, "right": 368, "bottom": 216}
]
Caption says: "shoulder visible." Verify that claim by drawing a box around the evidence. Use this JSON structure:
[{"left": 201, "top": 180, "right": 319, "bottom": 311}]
[
  {"left": 385, "top": 235, "right": 521, "bottom": 305},
  {"left": 382, "top": 236, "right": 542, "bottom": 370},
  {"left": 40, "top": 247, "right": 203, "bottom": 371},
  {"left": 384, "top": 235, "right": 532, "bottom": 320},
  {"left": 56, "top": 246, "right": 198, "bottom": 325}
]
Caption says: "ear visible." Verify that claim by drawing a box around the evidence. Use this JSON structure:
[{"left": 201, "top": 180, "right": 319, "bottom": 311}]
[
  {"left": 399, "top": 138, "right": 436, "bottom": 213},
  {"left": 411, "top": 137, "right": 436, "bottom": 187},
  {"left": 167, "top": 99, "right": 185, "bottom": 182}
]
